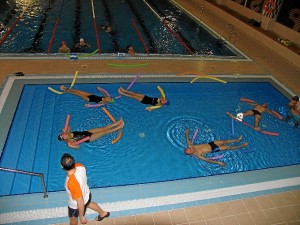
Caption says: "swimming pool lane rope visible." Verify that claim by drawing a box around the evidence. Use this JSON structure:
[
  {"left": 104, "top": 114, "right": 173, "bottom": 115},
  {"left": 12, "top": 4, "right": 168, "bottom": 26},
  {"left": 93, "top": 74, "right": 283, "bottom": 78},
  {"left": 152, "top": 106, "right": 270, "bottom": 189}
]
[
  {"left": 72, "top": 0, "right": 82, "bottom": 50},
  {"left": 48, "top": 0, "right": 65, "bottom": 53},
  {"left": 91, "top": 0, "right": 101, "bottom": 53},
  {"left": 131, "top": 19, "right": 149, "bottom": 54},
  {"left": 143, "top": 0, "right": 194, "bottom": 55},
  {"left": 0, "top": 0, "right": 35, "bottom": 46},
  {"left": 126, "top": 0, "right": 156, "bottom": 53},
  {"left": 30, "top": 0, "right": 55, "bottom": 52},
  {"left": 102, "top": 0, "right": 120, "bottom": 52}
]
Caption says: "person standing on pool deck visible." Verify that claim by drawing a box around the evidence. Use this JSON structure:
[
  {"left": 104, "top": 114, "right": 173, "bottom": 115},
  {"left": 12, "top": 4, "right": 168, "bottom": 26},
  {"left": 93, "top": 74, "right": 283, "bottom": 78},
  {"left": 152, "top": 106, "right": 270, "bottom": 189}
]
[
  {"left": 285, "top": 95, "right": 300, "bottom": 127},
  {"left": 58, "top": 118, "right": 124, "bottom": 149},
  {"left": 229, "top": 101, "right": 278, "bottom": 131},
  {"left": 60, "top": 153, "right": 110, "bottom": 224},
  {"left": 60, "top": 85, "right": 112, "bottom": 106},
  {"left": 117, "top": 87, "right": 169, "bottom": 111},
  {"left": 184, "top": 129, "right": 248, "bottom": 167}
]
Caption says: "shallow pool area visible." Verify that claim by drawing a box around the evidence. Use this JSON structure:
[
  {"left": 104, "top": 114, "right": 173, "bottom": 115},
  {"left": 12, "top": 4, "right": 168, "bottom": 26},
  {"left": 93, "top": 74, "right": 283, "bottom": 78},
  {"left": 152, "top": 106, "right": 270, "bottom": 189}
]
[{"left": 0, "top": 74, "right": 300, "bottom": 225}]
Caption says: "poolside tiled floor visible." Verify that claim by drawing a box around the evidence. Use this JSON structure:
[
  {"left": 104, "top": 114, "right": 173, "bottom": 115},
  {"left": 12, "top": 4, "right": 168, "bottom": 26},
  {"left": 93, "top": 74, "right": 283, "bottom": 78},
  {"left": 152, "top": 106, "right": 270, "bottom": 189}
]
[
  {"left": 0, "top": 0, "right": 299, "bottom": 224},
  {"left": 52, "top": 190, "right": 300, "bottom": 225}
]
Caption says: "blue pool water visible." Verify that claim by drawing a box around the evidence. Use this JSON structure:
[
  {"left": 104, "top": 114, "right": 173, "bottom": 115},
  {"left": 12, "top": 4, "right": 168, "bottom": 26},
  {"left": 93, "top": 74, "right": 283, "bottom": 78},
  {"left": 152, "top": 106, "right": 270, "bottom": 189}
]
[
  {"left": 0, "top": 81, "right": 300, "bottom": 196},
  {"left": 0, "top": 0, "right": 243, "bottom": 58}
]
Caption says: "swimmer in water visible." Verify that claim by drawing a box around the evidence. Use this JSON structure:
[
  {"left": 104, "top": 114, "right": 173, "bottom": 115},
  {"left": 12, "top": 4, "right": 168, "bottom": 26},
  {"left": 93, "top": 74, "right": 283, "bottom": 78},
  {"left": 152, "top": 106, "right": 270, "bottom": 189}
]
[
  {"left": 58, "top": 118, "right": 124, "bottom": 149},
  {"left": 118, "top": 87, "right": 169, "bottom": 111},
  {"left": 60, "top": 85, "right": 113, "bottom": 106},
  {"left": 184, "top": 129, "right": 248, "bottom": 167}
]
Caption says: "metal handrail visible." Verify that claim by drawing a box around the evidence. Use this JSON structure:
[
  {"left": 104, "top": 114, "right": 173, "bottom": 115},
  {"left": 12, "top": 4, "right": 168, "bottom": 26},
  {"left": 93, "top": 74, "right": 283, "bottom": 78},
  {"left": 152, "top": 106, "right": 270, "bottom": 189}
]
[{"left": 0, "top": 167, "right": 48, "bottom": 198}]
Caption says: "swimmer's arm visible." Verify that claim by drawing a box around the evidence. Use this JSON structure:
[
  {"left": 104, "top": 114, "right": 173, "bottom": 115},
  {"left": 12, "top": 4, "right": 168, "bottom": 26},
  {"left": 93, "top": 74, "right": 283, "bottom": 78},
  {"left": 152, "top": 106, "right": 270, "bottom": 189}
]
[
  {"left": 146, "top": 106, "right": 160, "bottom": 111},
  {"left": 185, "top": 129, "right": 192, "bottom": 147},
  {"left": 67, "top": 141, "right": 80, "bottom": 149},
  {"left": 198, "top": 155, "right": 225, "bottom": 167},
  {"left": 62, "top": 126, "right": 71, "bottom": 133},
  {"left": 244, "top": 102, "right": 257, "bottom": 106}
]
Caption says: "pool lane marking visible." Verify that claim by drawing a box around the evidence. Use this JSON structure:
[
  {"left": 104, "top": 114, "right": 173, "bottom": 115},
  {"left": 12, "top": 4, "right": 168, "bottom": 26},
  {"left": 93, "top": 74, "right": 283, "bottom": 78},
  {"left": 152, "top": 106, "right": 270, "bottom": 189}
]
[
  {"left": 47, "top": 0, "right": 65, "bottom": 53},
  {"left": 1, "top": 177, "right": 300, "bottom": 224},
  {"left": 132, "top": 19, "right": 149, "bottom": 54},
  {"left": 0, "top": 0, "right": 35, "bottom": 46},
  {"left": 91, "top": 0, "right": 101, "bottom": 53}
]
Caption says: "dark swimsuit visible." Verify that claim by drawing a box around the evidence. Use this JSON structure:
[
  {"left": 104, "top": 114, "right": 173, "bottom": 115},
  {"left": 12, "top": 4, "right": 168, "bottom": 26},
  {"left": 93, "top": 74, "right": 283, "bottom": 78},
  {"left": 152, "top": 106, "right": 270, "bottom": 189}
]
[
  {"left": 88, "top": 95, "right": 104, "bottom": 103},
  {"left": 252, "top": 109, "right": 261, "bottom": 116},
  {"left": 208, "top": 141, "right": 220, "bottom": 153},
  {"left": 140, "top": 95, "right": 158, "bottom": 106},
  {"left": 71, "top": 131, "right": 92, "bottom": 142}
]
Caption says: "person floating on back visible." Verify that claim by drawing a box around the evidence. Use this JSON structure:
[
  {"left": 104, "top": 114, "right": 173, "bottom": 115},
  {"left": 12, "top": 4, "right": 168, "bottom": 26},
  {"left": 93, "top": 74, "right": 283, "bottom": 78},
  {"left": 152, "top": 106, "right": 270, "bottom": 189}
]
[
  {"left": 118, "top": 87, "right": 169, "bottom": 111},
  {"left": 229, "top": 100, "right": 280, "bottom": 131},
  {"left": 60, "top": 85, "right": 113, "bottom": 107},
  {"left": 58, "top": 118, "right": 124, "bottom": 149},
  {"left": 184, "top": 129, "right": 248, "bottom": 167}
]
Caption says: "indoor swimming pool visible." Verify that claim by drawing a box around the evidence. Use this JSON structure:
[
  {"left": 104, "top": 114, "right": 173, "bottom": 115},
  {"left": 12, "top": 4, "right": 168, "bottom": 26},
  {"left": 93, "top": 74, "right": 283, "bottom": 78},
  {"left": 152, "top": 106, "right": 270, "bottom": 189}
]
[
  {"left": 0, "top": 74, "right": 300, "bottom": 225},
  {"left": 0, "top": 74, "right": 299, "bottom": 197},
  {"left": 0, "top": 0, "right": 245, "bottom": 59}
]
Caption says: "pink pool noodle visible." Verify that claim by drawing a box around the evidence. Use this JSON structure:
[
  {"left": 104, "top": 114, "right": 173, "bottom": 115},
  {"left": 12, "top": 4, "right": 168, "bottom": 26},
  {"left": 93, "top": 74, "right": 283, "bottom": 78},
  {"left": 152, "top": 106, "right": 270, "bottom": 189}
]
[
  {"left": 115, "top": 74, "right": 140, "bottom": 99},
  {"left": 208, "top": 155, "right": 224, "bottom": 160},
  {"left": 191, "top": 128, "right": 199, "bottom": 144},
  {"left": 63, "top": 115, "right": 70, "bottom": 132}
]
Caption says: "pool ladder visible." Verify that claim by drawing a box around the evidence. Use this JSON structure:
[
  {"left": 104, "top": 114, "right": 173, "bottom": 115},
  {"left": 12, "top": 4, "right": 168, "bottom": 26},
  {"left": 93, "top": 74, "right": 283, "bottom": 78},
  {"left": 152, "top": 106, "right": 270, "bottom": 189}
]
[
  {"left": 0, "top": 167, "right": 48, "bottom": 198},
  {"left": 218, "top": 23, "right": 238, "bottom": 45}
]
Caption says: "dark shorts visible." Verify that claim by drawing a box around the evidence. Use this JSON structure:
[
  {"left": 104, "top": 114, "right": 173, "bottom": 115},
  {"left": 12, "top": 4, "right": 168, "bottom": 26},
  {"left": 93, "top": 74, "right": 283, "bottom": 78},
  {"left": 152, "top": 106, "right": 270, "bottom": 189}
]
[
  {"left": 88, "top": 95, "right": 103, "bottom": 103},
  {"left": 68, "top": 193, "right": 92, "bottom": 218},
  {"left": 252, "top": 109, "right": 261, "bottom": 116},
  {"left": 208, "top": 141, "right": 220, "bottom": 153},
  {"left": 140, "top": 95, "right": 158, "bottom": 106}
]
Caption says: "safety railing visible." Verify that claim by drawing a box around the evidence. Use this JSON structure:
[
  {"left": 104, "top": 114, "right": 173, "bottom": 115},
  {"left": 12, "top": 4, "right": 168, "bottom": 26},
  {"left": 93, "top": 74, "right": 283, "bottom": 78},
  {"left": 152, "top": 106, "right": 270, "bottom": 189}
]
[{"left": 0, "top": 167, "right": 48, "bottom": 198}]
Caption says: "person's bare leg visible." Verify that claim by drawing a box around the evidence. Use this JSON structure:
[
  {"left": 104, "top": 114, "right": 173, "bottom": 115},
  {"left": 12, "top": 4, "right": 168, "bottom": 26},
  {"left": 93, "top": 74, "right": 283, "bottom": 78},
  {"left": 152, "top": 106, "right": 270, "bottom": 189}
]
[
  {"left": 118, "top": 87, "right": 144, "bottom": 101},
  {"left": 88, "top": 119, "right": 123, "bottom": 133},
  {"left": 60, "top": 85, "right": 91, "bottom": 101},
  {"left": 69, "top": 217, "right": 78, "bottom": 225},
  {"left": 220, "top": 142, "right": 248, "bottom": 151},
  {"left": 214, "top": 135, "right": 242, "bottom": 146},
  {"left": 87, "top": 201, "right": 108, "bottom": 217},
  {"left": 89, "top": 120, "right": 124, "bottom": 141}
]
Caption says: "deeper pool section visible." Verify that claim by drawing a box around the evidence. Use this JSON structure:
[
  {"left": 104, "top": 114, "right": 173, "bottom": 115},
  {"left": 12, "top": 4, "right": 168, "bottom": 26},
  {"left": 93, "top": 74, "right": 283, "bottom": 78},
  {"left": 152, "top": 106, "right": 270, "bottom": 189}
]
[
  {"left": 0, "top": 79, "right": 299, "bottom": 196},
  {"left": 0, "top": 0, "right": 245, "bottom": 58}
]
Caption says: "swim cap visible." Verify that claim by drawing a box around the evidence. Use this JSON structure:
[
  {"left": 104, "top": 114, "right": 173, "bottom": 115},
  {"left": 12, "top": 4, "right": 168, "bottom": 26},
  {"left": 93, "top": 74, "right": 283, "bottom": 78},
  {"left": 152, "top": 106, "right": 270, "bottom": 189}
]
[
  {"left": 236, "top": 113, "right": 243, "bottom": 121},
  {"left": 80, "top": 38, "right": 84, "bottom": 42},
  {"left": 292, "top": 96, "right": 299, "bottom": 101},
  {"left": 164, "top": 100, "right": 170, "bottom": 105}
]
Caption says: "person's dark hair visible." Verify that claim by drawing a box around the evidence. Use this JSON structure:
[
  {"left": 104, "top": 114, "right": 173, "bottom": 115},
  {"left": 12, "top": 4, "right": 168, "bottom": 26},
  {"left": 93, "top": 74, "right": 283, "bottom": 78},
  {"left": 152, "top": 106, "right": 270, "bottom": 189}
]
[
  {"left": 61, "top": 153, "right": 75, "bottom": 171},
  {"left": 58, "top": 134, "right": 64, "bottom": 141}
]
